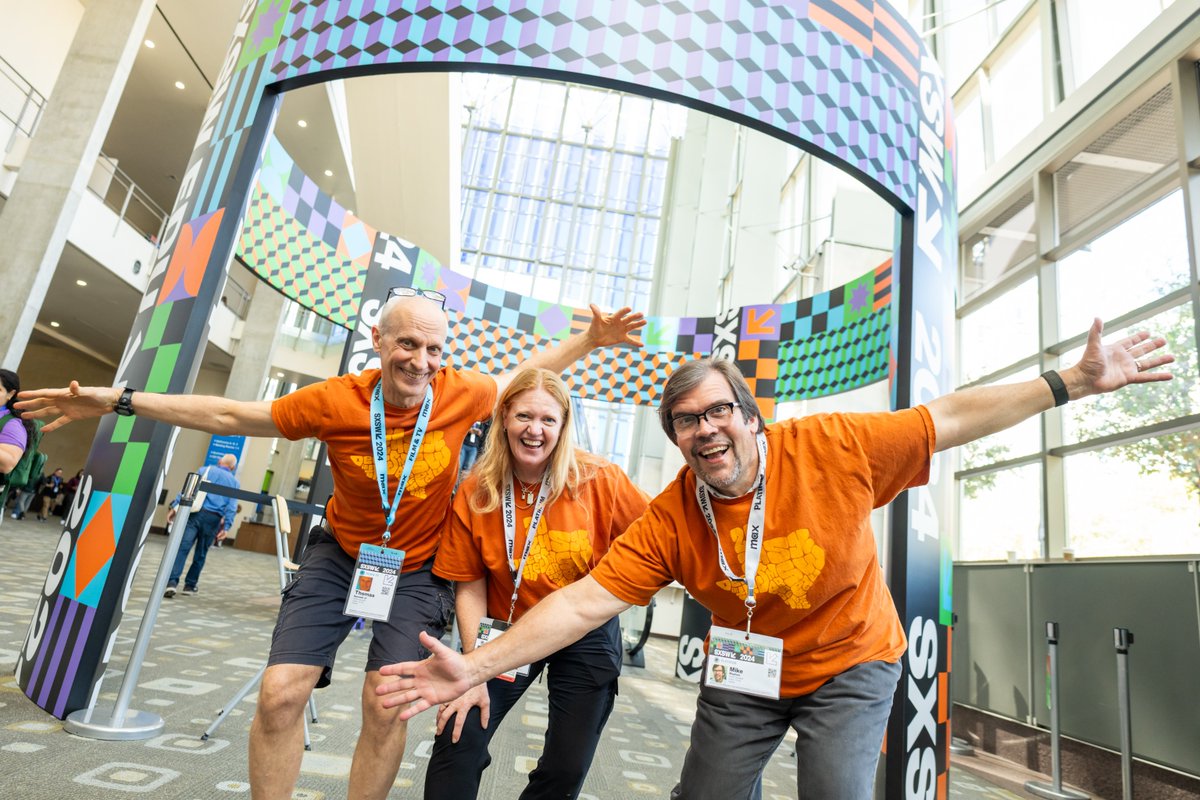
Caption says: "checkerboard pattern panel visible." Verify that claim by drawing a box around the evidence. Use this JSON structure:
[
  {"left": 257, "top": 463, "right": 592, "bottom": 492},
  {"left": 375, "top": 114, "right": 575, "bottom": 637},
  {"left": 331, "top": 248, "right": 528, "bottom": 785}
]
[
  {"left": 238, "top": 186, "right": 363, "bottom": 327},
  {"left": 776, "top": 307, "right": 891, "bottom": 400},
  {"left": 268, "top": 0, "right": 922, "bottom": 206}
]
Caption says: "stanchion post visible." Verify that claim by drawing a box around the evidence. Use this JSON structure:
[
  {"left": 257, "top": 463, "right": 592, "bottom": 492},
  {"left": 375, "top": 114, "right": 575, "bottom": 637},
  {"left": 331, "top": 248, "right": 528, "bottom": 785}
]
[
  {"left": 1114, "top": 627, "right": 1135, "bottom": 800},
  {"left": 64, "top": 472, "right": 203, "bottom": 740},
  {"left": 1026, "top": 621, "right": 1088, "bottom": 800}
]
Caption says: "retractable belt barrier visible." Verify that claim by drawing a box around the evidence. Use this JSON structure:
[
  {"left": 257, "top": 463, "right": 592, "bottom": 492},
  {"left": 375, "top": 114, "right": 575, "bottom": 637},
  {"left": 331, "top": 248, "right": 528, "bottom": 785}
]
[{"left": 61, "top": 474, "right": 323, "bottom": 743}]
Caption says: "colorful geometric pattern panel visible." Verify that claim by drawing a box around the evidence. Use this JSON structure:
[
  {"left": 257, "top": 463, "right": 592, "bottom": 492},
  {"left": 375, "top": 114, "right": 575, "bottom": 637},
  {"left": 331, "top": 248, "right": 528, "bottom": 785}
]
[
  {"left": 383, "top": 247, "right": 894, "bottom": 420},
  {"left": 777, "top": 261, "right": 893, "bottom": 400},
  {"left": 267, "top": 0, "right": 925, "bottom": 207},
  {"left": 239, "top": 185, "right": 364, "bottom": 328}
]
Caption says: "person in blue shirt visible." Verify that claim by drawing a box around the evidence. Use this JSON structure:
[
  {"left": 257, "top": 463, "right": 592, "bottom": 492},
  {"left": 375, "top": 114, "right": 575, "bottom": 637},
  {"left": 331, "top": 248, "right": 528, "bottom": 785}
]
[{"left": 165, "top": 453, "right": 240, "bottom": 597}]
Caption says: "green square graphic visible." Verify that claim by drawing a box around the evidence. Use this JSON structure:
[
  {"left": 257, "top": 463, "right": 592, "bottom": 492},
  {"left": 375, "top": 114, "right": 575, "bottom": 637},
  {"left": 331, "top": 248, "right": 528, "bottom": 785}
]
[
  {"left": 147, "top": 344, "right": 182, "bottom": 393},
  {"left": 144, "top": 304, "right": 172, "bottom": 350},
  {"left": 113, "top": 442, "right": 149, "bottom": 495}
]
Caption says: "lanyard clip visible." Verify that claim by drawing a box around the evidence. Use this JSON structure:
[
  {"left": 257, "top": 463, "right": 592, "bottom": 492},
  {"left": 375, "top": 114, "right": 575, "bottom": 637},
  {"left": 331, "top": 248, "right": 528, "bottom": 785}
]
[{"left": 744, "top": 596, "right": 756, "bottom": 639}]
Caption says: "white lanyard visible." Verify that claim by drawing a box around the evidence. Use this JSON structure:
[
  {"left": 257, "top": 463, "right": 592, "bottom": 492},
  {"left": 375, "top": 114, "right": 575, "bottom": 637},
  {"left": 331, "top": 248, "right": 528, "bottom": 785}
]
[
  {"left": 695, "top": 432, "right": 768, "bottom": 636},
  {"left": 370, "top": 380, "right": 433, "bottom": 545},
  {"left": 501, "top": 473, "right": 552, "bottom": 623}
]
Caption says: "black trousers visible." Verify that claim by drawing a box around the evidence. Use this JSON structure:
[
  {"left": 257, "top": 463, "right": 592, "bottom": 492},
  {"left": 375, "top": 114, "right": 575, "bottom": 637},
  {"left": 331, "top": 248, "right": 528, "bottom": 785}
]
[{"left": 423, "top": 616, "right": 622, "bottom": 800}]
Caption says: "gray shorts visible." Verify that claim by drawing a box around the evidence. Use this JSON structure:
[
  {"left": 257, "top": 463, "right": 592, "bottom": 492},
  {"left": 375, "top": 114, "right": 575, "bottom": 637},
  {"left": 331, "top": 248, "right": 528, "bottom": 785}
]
[{"left": 266, "top": 525, "right": 454, "bottom": 688}]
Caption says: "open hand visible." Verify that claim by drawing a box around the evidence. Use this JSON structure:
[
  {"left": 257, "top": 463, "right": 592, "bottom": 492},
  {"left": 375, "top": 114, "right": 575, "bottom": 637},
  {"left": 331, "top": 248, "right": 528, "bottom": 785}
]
[
  {"left": 435, "top": 683, "right": 490, "bottom": 743},
  {"left": 587, "top": 304, "right": 646, "bottom": 349},
  {"left": 1071, "top": 318, "right": 1174, "bottom": 398},
  {"left": 376, "top": 631, "right": 474, "bottom": 720},
  {"left": 16, "top": 381, "right": 118, "bottom": 433}
]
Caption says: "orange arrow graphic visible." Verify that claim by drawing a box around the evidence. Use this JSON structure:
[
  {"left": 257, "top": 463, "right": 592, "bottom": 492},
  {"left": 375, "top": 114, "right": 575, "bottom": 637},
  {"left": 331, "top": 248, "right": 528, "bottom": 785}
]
[{"left": 746, "top": 308, "right": 777, "bottom": 335}]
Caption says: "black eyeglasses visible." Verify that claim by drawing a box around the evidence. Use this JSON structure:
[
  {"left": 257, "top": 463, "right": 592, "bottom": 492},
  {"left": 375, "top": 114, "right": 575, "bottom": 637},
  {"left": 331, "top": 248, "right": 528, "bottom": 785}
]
[
  {"left": 670, "top": 401, "right": 741, "bottom": 434},
  {"left": 386, "top": 286, "right": 447, "bottom": 308}
]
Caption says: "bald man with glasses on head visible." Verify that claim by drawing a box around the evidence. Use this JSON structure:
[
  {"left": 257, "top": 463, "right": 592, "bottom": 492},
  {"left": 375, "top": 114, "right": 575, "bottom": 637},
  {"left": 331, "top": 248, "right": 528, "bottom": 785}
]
[{"left": 18, "top": 288, "right": 644, "bottom": 800}]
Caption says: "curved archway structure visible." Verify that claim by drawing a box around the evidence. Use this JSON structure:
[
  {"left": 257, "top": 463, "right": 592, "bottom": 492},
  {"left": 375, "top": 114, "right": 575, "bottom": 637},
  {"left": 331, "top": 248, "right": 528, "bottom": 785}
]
[{"left": 20, "top": 3, "right": 956, "bottom": 794}]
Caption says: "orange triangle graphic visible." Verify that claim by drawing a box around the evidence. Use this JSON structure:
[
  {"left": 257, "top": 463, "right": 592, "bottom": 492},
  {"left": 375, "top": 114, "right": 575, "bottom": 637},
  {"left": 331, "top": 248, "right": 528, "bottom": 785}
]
[{"left": 75, "top": 494, "right": 117, "bottom": 596}]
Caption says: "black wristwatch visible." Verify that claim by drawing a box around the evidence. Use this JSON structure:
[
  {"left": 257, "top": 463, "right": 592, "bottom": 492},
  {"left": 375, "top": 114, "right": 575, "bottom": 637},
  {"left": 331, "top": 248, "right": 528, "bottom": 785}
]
[{"left": 113, "top": 387, "right": 137, "bottom": 417}]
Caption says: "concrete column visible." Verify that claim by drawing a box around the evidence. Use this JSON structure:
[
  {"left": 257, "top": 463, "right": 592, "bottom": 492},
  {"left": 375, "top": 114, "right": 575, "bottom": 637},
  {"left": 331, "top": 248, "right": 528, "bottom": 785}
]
[
  {"left": 344, "top": 73, "right": 461, "bottom": 267},
  {"left": 269, "top": 438, "right": 307, "bottom": 500},
  {"left": 0, "top": 0, "right": 155, "bottom": 368},
  {"left": 226, "top": 286, "right": 288, "bottom": 402},
  {"left": 222, "top": 287, "right": 289, "bottom": 504}
]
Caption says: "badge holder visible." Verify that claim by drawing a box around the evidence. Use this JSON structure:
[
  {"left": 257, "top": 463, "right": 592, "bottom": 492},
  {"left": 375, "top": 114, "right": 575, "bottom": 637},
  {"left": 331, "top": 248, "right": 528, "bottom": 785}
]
[
  {"left": 474, "top": 617, "right": 531, "bottom": 682},
  {"left": 703, "top": 599, "right": 784, "bottom": 700},
  {"left": 201, "top": 495, "right": 321, "bottom": 747},
  {"left": 344, "top": 543, "right": 404, "bottom": 621}
]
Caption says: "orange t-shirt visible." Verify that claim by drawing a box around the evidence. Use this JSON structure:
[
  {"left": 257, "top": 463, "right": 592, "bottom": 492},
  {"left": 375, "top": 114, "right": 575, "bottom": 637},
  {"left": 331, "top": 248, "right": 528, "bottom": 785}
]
[
  {"left": 434, "top": 458, "right": 649, "bottom": 620},
  {"left": 590, "top": 407, "right": 936, "bottom": 697},
  {"left": 271, "top": 367, "right": 496, "bottom": 566}
]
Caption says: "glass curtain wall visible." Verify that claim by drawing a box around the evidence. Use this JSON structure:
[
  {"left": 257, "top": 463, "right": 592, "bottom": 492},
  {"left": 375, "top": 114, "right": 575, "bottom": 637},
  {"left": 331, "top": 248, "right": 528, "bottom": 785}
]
[
  {"left": 458, "top": 75, "right": 684, "bottom": 468},
  {"left": 950, "top": 1, "right": 1200, "bottom": 560}
]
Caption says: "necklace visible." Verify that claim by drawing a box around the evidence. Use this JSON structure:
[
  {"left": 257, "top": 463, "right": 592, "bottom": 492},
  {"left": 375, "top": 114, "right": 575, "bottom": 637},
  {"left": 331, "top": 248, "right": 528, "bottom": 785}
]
[{"left": 515, "top": 478, "right": 538, "bottom": 505}]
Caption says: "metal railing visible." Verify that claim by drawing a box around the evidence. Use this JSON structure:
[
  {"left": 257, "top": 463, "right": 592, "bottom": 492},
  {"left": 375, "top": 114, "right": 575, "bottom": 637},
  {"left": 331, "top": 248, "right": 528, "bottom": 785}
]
[
  {"left": 0, "top": 55, "right": 167, "bottom": 244},
  {"left": 0, "top": 54, "right": 45, "bottom": 158},
  {"left": 222, "top": 272, "right": 253, "bottom": 319},
  {"left": 279, "top": 305, "right": 349, "bottom": 358},
  {"left": 90, "top": 154, "right": 168, "bottom": 243}
]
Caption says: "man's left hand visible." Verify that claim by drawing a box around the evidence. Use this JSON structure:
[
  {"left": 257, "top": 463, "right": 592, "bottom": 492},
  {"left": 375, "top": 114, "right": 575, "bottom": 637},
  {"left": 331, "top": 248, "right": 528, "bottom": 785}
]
[{"left": 1067, "top": 317, "right": 1174, "bottom": 399}]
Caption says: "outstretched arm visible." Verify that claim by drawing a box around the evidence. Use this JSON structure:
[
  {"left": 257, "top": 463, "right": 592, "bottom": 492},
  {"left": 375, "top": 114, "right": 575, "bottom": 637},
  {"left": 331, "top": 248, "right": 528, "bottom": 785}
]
[
  {"left": 927, "top": 318, "right": 1173, "bottom": 453},
  {"left": 17, "top": 381, "right": 281, "bottom": 436},
  {"left": 494, "top": 304, "right": 645, "bottom": 395},
  {"left": 377, "top": 575, "right": 631, "bottom": 719}
]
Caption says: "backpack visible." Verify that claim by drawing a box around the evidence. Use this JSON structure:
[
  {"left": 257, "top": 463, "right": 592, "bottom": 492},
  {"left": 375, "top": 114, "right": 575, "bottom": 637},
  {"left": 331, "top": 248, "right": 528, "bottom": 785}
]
[{"left": 0, "top": 413, "right": 46, "bottom": 491}]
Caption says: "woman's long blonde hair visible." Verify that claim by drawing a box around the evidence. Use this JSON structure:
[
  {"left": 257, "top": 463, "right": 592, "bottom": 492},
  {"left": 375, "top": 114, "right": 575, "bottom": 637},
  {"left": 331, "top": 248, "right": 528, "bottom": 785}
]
[{"left": 469, "top": 368, "right": 599, "bottom": 514}]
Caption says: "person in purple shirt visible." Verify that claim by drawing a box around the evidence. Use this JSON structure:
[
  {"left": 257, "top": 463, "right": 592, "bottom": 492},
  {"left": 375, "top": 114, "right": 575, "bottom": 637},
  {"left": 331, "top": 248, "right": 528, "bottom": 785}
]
[{"left": 0, "top": 369, "right": 30, "bottom": 474}]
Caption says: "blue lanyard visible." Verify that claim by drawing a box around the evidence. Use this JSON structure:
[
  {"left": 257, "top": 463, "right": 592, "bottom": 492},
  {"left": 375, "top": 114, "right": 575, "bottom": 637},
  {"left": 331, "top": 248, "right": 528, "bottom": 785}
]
[{"left": 370, "top": 380, "right": 433, "bottom": 544}]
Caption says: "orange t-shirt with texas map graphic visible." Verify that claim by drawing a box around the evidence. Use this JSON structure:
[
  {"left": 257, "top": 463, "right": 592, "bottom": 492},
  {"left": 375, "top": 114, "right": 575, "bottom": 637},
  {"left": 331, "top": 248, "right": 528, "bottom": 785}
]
[
  {"left": 271, "top": 367, "right": 496, "bottom": 567},
  {"left": 590, "top": 407, "right": 936, "bottom": 697},
  {"left": 434, "top": 459, "right": 649, "bottom": 620}
]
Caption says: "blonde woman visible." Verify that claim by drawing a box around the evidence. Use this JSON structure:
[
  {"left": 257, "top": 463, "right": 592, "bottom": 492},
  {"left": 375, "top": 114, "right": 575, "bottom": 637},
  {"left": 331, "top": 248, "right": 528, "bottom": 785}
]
[{"left": 426, "top": 368, "right": 648, "bottom": 800}]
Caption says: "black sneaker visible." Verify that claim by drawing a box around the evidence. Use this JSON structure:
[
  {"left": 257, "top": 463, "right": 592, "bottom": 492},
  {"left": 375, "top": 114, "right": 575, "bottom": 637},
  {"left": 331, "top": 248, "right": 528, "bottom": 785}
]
[
  {"left": 181, "top": 586, "right": 198, "bottom": 595},
  {"left": 164, "top": 586, "right": 177, "bottom": 598}
]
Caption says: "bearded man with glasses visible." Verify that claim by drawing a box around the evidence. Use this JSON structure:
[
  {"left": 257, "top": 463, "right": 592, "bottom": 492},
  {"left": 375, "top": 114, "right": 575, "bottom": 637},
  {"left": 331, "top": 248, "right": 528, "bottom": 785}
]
[
  {"left": 378, "top": 319, "right": 1173, "bottom": 800},
  {"left": 18, "top": 287, "right": 644, "bottom": 800}
]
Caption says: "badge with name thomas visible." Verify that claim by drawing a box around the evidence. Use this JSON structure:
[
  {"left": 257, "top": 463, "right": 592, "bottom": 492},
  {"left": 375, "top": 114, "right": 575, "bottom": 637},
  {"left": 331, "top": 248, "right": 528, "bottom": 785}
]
[
  {"left": 705, "top": 625, "right": 783, "bottom": 699},
  {"left": 344, "top": 544, "right": 404, "bottom": 622},
  {"left": 475, "top": 617, "right": 531, "bottom": 682}
]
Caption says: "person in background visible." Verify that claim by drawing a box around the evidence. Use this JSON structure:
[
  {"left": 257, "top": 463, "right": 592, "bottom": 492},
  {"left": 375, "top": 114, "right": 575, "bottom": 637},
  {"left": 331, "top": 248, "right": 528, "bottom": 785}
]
[
  {"left": 376, "top": 318, "right": 1172, "bottom": 800},
  {"left": 459, "top": 421, "right": 484, "bottom": 474},
  {"left": 0, "top": 369, "right": 30, "bottom": 475},
  {"left": 164, "top": 454, "right": 240, "bottom": 597},
  {"left": 35, "top": 467, "right": 65, "bottom": 522},
  {"left": 59, "top": 469, "right": 83, "bottom": 518},
  {"left": 0, "top": 369, "right": 34, "bottom": 519},
  {"left": 425, "top": 368, "right": 648, "bottom": 800}
]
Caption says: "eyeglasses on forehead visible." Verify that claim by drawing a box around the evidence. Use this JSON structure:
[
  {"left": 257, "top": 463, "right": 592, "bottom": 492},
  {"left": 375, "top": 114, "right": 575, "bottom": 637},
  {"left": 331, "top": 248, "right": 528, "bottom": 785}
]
[{"left": 386, "top": 286, "right": 447, "bottom": 308}]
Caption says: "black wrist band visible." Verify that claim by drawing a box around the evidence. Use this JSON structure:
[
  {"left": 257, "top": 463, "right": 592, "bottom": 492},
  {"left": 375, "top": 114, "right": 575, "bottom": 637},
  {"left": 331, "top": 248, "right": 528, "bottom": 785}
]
[
  {"left": 113, "top": 387, "right": 137, "bottom": 417},
  {"left": 1041, "top": 370, "right": 1069, "bottom": 407}
]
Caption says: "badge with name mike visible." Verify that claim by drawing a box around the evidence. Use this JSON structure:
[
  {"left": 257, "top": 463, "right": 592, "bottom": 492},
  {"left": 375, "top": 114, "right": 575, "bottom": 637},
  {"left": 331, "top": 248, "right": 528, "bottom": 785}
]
[{"left": 705, "top": 625, "right": 783, "bottom": 699}]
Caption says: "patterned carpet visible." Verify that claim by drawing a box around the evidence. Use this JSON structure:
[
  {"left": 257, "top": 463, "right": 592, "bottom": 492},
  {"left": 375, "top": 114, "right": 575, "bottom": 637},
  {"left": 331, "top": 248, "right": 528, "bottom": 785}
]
[{"left": 0, "top": 514, "right": 1028, "bottom": 798}]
